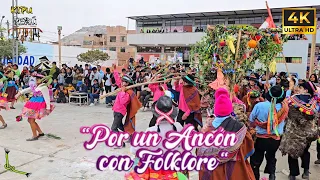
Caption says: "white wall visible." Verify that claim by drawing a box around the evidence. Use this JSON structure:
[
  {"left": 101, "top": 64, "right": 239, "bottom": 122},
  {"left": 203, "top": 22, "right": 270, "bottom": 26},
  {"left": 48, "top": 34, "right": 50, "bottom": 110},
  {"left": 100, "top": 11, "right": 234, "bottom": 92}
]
[{"left": 127, "top": 32, "right": 206, "bottom": 45}]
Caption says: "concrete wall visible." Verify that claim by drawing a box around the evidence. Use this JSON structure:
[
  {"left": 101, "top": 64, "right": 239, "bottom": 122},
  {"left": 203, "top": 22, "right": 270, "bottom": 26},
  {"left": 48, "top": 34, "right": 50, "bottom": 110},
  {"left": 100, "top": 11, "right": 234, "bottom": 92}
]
[{"left": 127, "top": 32, "right": 206, "bottom": 46}]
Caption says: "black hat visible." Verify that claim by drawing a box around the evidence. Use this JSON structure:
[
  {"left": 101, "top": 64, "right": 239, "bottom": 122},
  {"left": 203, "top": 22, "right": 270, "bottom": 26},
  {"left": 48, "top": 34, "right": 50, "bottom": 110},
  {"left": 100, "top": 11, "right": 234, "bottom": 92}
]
[
  {"left": 151, "top": 96, "right": 178, "bottom": 132},
  {"left": 299, "top": 81, "right": 317, "bottom": 96},
  {"left": 182, "top": 74, "right": 196, "bottom": 86},
  {"left": 265, "top": 85, "right": 286, "bottom": 104}
]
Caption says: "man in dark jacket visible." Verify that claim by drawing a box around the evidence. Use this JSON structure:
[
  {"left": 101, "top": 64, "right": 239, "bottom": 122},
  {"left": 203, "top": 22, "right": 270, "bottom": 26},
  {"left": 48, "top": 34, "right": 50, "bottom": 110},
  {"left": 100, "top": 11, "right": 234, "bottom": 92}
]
[{"left": 51, "top": 62, "right": 60, "bottom": 80}]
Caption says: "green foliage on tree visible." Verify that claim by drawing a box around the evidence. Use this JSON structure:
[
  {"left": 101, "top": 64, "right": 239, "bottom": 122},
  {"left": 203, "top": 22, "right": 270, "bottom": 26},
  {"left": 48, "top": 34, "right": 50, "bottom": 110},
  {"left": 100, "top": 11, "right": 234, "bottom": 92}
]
[
  {"left": 77, "top": 49, "right": 110, "bottom": 65},
  {"left": 0, "top": 39, "right": 27, "bottom": 59},
  {"left": 190, "top": 25, "right": 289, "bottom": 86}
]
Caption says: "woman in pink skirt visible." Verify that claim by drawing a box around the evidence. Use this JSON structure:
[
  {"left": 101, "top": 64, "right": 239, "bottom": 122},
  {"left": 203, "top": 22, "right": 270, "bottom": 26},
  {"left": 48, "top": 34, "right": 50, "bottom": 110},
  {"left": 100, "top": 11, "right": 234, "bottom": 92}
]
[
  {"left": 0, "top": 73, "right": 10, "bottom": 129},
  {"left": 15, "top": 72, "right": 55, "bottom": 141}
]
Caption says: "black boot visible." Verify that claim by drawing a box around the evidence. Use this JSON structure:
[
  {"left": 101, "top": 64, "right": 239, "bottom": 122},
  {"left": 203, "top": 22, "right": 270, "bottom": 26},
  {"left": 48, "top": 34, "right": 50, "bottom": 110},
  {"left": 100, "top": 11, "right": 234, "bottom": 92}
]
[
  {"left": 269, "top": 173, "right": 276, "bottom": 180},
  {"left": 288, "top": 175, "right": 296, "bottom": 180},
  {"left": 301, "top": 169, "right": 309, "bottom": 179}
]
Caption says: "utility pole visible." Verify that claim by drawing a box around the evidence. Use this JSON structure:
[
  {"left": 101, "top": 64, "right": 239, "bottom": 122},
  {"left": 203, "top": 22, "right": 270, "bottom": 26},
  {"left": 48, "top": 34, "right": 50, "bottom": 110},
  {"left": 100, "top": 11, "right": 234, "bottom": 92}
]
[
  {"left": 6, "top": 20, "right": 9, "bottom": 39},
  {"left": 309, "top": 33, "right": 317, "bottom": 76},
  {"left": 14, "top": 0, "right": 18, "bottom": 63},
  {"left": 11, "top": 0, "right": 15, "bottom": 63},
  {"left": 57, "top": 26, "right": 62, "bottom": 68},
  {"left": 0, "top": 16, "right": 5, "bottom": 39}
]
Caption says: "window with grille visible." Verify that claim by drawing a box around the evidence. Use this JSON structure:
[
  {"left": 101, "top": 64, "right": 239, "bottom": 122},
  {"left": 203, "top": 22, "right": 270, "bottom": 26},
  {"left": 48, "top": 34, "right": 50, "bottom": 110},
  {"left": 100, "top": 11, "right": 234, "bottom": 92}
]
[
  {"left": 110, "top": 36, "right": 116, "bottom": 42},
  {"left": 275, "top": 57, "right": 302, "bottom": 63},
  {"left": 109, "top": 47, "right": 116, "bottom": 51}
]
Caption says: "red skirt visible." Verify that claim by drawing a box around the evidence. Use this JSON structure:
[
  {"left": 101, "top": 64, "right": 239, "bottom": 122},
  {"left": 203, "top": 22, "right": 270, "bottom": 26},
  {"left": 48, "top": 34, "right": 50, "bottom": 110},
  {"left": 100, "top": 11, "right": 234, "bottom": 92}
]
[{"left": 6, "top": 86, "right": 17, "bottom": 102}]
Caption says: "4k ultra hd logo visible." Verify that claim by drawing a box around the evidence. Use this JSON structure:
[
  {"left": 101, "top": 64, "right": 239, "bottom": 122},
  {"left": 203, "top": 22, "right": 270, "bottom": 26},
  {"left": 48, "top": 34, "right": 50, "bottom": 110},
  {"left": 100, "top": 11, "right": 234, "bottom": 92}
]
[{"left": 282, "top": 8, "right": 317, "bottom": 34}]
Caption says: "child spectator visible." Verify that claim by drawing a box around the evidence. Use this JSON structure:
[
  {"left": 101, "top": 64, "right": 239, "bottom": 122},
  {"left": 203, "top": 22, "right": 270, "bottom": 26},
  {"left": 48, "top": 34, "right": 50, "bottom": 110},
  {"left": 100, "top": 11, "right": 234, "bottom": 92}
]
[
  {"left": 89, "top": 79, "right": 100, "bottom": 106},
  {"left": 55, "top": 84, "right": 68, "bottom": 103},
  {"left": 65, "top": 83, "right": 75, "bottom": 94},
  {"left": 52, "top": 79, "right": 58, "bottom": 93}
]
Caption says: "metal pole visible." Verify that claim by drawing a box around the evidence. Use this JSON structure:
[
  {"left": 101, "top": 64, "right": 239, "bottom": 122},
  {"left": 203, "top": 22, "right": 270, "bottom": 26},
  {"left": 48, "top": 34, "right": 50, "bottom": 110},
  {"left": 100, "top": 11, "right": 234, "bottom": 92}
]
[
  {"left": 15, "top": 0, "right": 18, "bottom": 63},
  {"left": 6, "top": 20, "right": 9, "bottom": 39},
  {"left": 12, "top": 0, "right": 15, "bottom": 62},
  {"left": 0, "top": 16, "right": 5, "bottom": 39},
  {"left": 58, "top": 27, "right": 62, "bottom": 68}
]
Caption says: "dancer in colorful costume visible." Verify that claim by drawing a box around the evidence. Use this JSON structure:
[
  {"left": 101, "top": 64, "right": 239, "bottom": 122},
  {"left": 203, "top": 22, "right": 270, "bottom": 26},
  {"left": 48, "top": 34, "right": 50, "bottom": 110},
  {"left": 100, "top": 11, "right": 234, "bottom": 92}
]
[
  {"left": 5, "top": 70, "right": 18, "bottom": 109},
  {"left": 249, "top": 85, "right": 289, "bottom": 180},
  {"left": 175, "top": 74, "right": 202, "bottom": 130},
  {"left": 125, "top": 96, "right": 186, "bottom": 180},
  {"left": 279, "top": 82, "right": 319, "bottom": 180},
  {"left": 0, "top": 72, "right": 9, "bottom": 129},
  {"left": 197, "top": 88, "right": 255, "bottom": 180},
  {"left": 111, "top": 72, "right": 141, "bottom": 148},
  {"left": 15, "top": 72, "right": 55, "bottom": 141}
]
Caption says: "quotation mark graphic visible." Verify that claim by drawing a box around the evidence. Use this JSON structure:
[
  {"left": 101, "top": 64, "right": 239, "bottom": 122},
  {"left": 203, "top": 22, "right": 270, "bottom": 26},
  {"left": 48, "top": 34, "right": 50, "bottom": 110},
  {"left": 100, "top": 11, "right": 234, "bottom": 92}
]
[
  {"left": 80, "top": 127, "right": 90, "bottom": 134},
  {"left": 218, "top": 151, "right": 229, "bottom": 158}
]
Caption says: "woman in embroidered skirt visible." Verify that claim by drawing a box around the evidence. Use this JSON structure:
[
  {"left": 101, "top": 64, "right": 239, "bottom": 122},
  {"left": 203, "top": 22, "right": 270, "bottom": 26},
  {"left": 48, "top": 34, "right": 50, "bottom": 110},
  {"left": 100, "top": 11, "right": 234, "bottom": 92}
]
[
  {"left": 15, "top": 72, "right": 55, "bottom": 141},
  {"left": 0, "top": 73, "right": 10, "bottom": 129},
  {"left": 5, "top": 70, "right": 19, "bottom": 109}
]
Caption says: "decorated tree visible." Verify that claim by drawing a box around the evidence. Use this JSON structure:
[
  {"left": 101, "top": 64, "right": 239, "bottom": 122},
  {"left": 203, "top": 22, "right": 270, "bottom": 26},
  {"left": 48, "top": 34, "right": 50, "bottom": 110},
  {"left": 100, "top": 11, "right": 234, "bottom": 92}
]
[
  {"left": 77, "top": 49, "right": 110, "bottom": 65},
  {"left": 190, "top": 24, "right": 288, "bottom": 93}
]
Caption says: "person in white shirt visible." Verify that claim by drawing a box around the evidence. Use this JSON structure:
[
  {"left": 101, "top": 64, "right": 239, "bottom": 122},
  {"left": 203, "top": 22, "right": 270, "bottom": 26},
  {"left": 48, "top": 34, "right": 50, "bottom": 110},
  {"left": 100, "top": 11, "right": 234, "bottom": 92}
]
[
  {"left": 84, "top": 64, "right": 89, "bottom": 77},
  {"left": 104, "top": 68, "right": 113, "bottom": 94},
  {"left": 89, "top": 67, "right": 101, "bottom": 85}
]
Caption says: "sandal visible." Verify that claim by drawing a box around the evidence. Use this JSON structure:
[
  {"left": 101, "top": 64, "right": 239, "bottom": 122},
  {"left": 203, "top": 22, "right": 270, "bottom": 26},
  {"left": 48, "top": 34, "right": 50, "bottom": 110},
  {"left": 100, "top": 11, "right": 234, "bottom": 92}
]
[
  {"left": 10, "top": 107, "right": 15, "bottom": 109},
  {"left": 38, "top": 133, "right": 45, "bottom": 137},
  {"left": 26, "top": 137, "right": 39, "bottom": 141},
  {"left": 0, "top": 124, "right": 7, "bottom": 129}
]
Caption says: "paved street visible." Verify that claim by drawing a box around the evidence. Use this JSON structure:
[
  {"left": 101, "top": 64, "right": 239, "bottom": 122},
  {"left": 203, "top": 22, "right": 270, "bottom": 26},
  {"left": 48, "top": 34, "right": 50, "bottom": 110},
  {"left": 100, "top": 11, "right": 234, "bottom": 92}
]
[{"left": 0, "top": 102, "right": 319, "bottom": 180}]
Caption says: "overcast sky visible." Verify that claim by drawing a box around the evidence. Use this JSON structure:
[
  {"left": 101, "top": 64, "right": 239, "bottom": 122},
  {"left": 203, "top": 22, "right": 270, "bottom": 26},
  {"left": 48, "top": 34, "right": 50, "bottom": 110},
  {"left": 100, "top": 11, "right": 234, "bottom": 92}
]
[{"left": 0, "top": 0, "right": 318, "bottom": 42}]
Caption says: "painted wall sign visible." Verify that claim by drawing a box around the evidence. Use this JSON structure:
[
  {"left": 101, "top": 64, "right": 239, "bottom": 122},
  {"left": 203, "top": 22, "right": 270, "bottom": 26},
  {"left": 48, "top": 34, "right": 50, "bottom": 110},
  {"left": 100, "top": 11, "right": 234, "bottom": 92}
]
[
  {"left": 14, "top": 16, "right": 37, "bottom": 26},
  {"left": 1, "top": 56, "right": 35, "bottom": 66},
  {"left": 11, "top": 6, "right": 33, "bottom": 14}
]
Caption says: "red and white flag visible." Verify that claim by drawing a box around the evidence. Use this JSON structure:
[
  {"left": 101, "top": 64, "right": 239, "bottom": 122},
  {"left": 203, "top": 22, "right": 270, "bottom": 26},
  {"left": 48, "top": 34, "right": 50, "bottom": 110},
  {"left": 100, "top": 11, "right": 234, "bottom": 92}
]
[{"left": 259, "top": 1, "right": 276, "bottom": 29}]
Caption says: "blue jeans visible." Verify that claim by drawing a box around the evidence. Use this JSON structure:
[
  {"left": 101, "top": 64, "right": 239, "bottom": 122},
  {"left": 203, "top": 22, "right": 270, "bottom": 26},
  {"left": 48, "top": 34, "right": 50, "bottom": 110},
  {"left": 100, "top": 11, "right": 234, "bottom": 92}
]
[
  {"left": 89, "top": 93, "right": 100, "bottom": 103},
  {"left": 105, "top": 96, "right": 116, "bottom": 104}
]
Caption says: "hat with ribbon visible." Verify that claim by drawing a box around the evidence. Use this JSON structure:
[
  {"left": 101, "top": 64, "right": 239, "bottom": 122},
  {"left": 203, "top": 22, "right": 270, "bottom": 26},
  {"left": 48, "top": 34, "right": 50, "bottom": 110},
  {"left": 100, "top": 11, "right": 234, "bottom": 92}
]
[
  {"left": 151, "top": 96, "right": 178, "bottom": 132},
  {"left": 265, "top": 85, "right": 285, "bottom": 136},
  {"left": 182, "top": 74, "right": 196, "bottom": 86},
  {"left": 122, "top": 75, "right": 134, "bottom": 85}
]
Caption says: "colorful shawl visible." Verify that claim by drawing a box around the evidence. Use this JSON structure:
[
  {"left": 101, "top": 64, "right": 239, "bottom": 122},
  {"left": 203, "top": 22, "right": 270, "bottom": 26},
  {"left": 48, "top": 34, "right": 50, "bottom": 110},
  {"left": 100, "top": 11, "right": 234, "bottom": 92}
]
[
  {"left": 197, "top": 117, "right": 247, "bottom": 163},
  {"left": 255, "top": 100, "right": 289, "bottom": 130},
  {"left": 124, "top": 89, "right": 142, "bottom": 135},
  {"left": 183, "top": 85, "right": 202, "bottom": 126}
]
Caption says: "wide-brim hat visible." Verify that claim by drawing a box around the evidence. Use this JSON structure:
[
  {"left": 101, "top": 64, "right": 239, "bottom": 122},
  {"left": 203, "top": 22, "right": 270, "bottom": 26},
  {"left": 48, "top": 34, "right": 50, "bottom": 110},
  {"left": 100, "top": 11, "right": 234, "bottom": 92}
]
[
  {"left": 265, "top": 85, "right": 286, "bottom": 104},
  {"left": 122, "top": 75, "right": 134, "bottom": 84},
  {"left": 151, "top": 96, "right": 178, "bottom": 121},
  {"left": 182, "top": 74, "right": 196, "bottom": 86},
  {"left": 31, "top": 72, "right": 45, "bottom": 78}
]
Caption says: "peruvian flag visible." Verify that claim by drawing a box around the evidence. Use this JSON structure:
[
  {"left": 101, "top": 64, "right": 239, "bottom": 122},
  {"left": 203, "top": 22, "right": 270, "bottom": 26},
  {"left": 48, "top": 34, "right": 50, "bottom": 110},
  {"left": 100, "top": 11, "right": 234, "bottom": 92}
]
[{"left": 259, "top": 1, "right": 276, "bottom": 29}]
